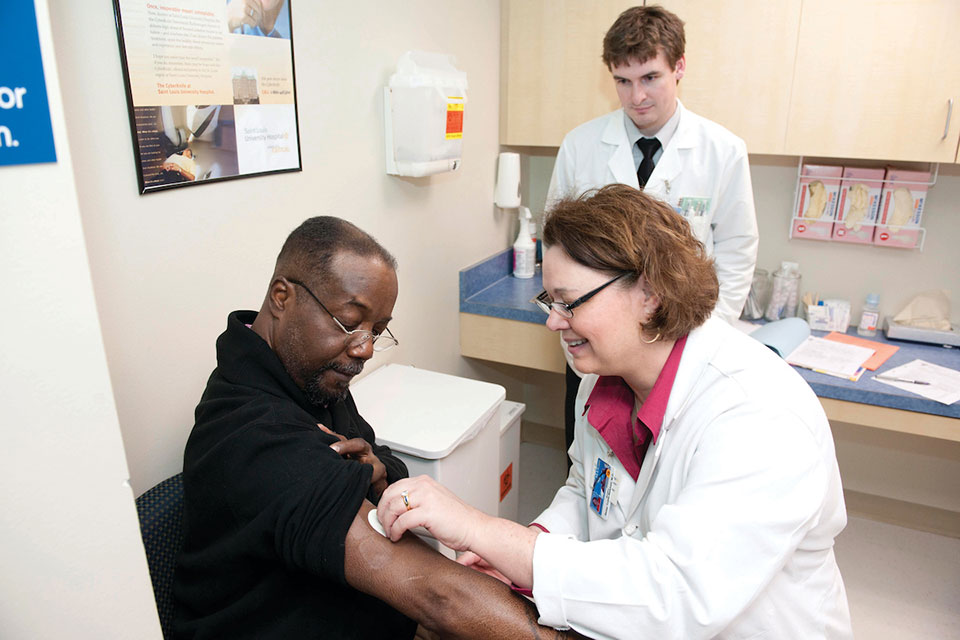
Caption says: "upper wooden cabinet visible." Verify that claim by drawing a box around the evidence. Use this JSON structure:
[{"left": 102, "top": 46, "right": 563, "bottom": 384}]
[
  {"left": 662, "top": 0, "right": 801, "bottom": 155},
  {"left": 500, "top": 0, "right": 801, "bottom": 151},
  {"left": 784, "top": 0, "right": 960, "bottom": 162},
  {"left": 500, "top": 0, "right": 960, "bottom": 162},
  {"left": 499, "top": 0, "right": 629, "bottom": 146}
]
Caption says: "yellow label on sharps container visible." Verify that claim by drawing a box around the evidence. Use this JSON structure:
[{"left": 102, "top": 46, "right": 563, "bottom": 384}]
[{"left": 445, "top": 100, "right": 464, "bottom": 140}]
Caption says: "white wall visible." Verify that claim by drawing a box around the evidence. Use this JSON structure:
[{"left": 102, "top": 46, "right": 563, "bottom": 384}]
[
  {"left": 0, "top": 0, "right": 160, "bottom": 636},
  {"left": 46, "top": 1, "right": 512, "bottom": 495}
]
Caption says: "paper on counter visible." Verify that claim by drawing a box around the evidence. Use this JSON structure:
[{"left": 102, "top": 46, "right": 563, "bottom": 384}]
[
  {"left": 786, "top": 336, "right": 875, "bottom": 379},
  {"left": 874, "top": 359, "right": 960, "bottom": 405},
  {"left": 824, "top": 332, "right": 898, "bottom": 370}
]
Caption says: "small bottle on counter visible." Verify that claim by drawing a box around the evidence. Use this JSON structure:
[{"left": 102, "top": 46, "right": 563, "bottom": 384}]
[
  {"left": 857, "top": 293, "right": 880, "bottom": 336},
  {"left": 513, "top": 206, "right": 536, "bottom": 279}
]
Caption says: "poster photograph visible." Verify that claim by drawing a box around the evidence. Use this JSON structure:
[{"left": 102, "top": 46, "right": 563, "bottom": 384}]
[{"left": 113, "top": 0, "right": 301, "bottom": 193}]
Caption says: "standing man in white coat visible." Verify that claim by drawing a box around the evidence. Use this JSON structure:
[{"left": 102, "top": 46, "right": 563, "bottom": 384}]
[{"left": 548, "top": 6, "right": 759, "bottom": 455}]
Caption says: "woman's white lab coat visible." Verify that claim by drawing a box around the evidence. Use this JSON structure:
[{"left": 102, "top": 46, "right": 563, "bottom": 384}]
[
  {"left": 531, "top": 318, "right": 853, "bottom": 639},
  {"left": 546, "top": 102, "right": 759, "bottom": 323}
]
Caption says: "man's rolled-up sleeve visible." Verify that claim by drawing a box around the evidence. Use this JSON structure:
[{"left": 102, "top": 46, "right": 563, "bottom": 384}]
[
  {"left": 225, "top": 423, "right": 374, "bottom": 585},
  {"left": 373, "top": 440, "right": 408, "bottom": 486}
]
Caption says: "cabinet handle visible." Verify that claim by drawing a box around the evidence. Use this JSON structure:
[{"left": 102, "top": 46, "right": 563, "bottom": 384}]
[{"left": 943, "top": 99, "right": 954, "bottom": 140}]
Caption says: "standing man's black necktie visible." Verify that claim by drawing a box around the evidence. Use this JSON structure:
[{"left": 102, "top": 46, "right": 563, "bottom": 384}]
[{"left": 637, "top": 137, "right": 661, "bottom": 189}]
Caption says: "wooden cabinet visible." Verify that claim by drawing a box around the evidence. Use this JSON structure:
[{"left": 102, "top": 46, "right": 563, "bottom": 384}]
[
  {"left": 500, "top": 0, "right": 960, "bottom": 162},
  {"left": 660, "top": 0, "right": 802, "bottom": 155},
  {"left": 500, "top": 0, "right": 801, "bottom": 151},
  {"left": 784, "top": 0, "right": 960, "bottom": 162},
  {"left": 500, "top": 0, "right": 629, "bottom": 146}
]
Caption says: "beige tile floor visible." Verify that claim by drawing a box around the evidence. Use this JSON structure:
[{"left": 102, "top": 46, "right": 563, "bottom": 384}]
[{"left": 518, "top": 441, "right": 960, "bottom": 639}]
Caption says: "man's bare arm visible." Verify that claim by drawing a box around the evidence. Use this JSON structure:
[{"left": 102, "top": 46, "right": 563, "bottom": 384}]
[{"left": 344, "top": 501, "right": 585, "bottom": 640}]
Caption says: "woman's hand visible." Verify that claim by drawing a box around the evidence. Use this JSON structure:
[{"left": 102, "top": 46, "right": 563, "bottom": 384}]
[
  {"left": 380, "top": 476, "right": 541, "bottom": 589},
  {"left": 377, "top": 476, "right": 487, "bottom": 551},
  {"left": 457, "top": 551, "right": 511, "bottom": 585},
  {"left": 226, "top": 0, "right": 263, "bottom": 32}
]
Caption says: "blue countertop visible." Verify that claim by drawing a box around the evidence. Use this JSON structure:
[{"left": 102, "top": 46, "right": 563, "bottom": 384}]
[
  {"left": 459, "top": 249, "right": 547, "bottom": 323},
  {"left": 790, "top": 328, "right": 959, "bottom": 419},
  {"left": 460, "top": 250, "right": 960, "bottom": 420}
]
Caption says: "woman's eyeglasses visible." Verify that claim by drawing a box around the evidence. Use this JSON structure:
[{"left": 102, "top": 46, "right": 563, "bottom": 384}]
[{"left": 534, "top": 273, "right": 628, "bottom": 319}]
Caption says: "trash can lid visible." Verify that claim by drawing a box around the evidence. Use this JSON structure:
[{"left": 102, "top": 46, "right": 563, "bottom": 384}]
[{"left": 352, "top": 364, "right": 505, "bottom": 459}]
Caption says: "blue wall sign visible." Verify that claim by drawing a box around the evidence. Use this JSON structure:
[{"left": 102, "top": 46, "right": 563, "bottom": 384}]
[{"left": 0, "top": 0, "right": 57, "bottom": 167}]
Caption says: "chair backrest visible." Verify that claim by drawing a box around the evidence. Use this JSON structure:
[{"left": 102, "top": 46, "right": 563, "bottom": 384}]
[{"left": 135, "top": 473, "right": 184, "bottom": 640}]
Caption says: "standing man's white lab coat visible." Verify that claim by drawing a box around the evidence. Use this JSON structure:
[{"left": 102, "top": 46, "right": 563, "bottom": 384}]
[
  {"left": 547, "top": 101, "right": 759, "bottom": 324},
  {"left": 530, "top": 318, "right": 853, "bottom": 639}
]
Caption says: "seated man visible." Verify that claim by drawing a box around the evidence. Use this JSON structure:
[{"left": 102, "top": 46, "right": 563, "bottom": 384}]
[{"left": 173, "top": 217, "right": 578, "bottom": 639}]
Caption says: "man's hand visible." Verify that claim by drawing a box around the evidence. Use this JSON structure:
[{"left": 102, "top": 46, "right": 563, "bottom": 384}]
[{"left": 318, "top": 424, "right": 388, "bottom": 498}]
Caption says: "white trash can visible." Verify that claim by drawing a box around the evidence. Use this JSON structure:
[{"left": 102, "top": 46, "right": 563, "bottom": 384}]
[
  {"left": 498, "top": 400, "right": 525, "bottom": 522},
  {"left": 352, "top": 364, "right": 504, "bottom": 557}
]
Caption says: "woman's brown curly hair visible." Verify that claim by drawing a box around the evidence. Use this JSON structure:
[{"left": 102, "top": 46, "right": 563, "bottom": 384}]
[{"left": 542, "top": 184, "right": 718, "bottom": 340}]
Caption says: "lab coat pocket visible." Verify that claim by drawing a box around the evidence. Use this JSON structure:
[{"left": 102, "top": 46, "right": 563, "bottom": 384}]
[{"left": 689, "top": 215, "right": 710, "bottom": 245}]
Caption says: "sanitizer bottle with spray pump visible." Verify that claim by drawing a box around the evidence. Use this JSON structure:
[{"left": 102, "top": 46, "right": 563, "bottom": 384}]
[{"left": 513, "top": 206, "right": 536, "bottom": 278}]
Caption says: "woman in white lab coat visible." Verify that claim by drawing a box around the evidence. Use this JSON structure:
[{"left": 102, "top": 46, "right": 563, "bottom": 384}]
[{"left": 378, "top": 184, "right": 853, "bottom": 640}]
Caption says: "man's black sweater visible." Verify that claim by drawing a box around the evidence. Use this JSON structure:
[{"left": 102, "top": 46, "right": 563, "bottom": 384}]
[{"left": 172, "top": 311, "right": 415, "bottom": 639}]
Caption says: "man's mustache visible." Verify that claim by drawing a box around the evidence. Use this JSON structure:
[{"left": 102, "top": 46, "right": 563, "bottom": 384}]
[{"left": 326, "top": 360, "right": 364, "bottom": 377}]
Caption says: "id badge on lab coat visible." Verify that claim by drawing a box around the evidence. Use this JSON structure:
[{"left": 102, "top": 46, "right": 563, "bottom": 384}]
[
  {"left": 590, "top": 457, "right": 619, "bottom": 519},
  {"left": 677, "top": 196, "right": 711, "bottom": 244}
]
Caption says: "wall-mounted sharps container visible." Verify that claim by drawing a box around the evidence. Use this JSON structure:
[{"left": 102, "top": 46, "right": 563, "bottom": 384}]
[{"left": 384, "top": 51, "right": 468, "bottom": 177}]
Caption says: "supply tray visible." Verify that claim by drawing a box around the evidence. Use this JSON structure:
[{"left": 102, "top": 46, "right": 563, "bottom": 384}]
[{"left": 788, "top": 158, "right": 938, "bottom": 251}]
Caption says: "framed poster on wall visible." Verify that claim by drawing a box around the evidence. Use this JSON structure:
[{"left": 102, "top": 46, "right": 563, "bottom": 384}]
[{"left": 113, "top": 0, "right": 301, "bottom": 193}]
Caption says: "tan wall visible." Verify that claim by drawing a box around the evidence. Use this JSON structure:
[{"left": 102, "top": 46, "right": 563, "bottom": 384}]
[{"left": 47, "top": 1, "right": 511, "bottom": 495}]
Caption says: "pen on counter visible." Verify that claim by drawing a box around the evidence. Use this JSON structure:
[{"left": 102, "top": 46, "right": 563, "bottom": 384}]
[{"left": 874, "top": 375, "right": 931, "bottom": 385}]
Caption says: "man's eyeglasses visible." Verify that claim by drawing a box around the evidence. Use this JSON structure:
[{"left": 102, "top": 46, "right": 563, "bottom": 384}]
[
  {"left": 534, "top": 272, "right": 628, "bottom": 319},
  {"left": 287, "top": 278, "right": 399, "bottom": 352}
]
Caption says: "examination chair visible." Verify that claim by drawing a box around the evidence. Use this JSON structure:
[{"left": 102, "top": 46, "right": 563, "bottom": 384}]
[{"left": 135, "top": 473, "right": 184, "bottom": 640}]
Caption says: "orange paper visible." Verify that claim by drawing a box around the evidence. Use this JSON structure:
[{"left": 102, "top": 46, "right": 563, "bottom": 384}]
[{"left": 824, "top": 332, "right": 899, "bottom": 370}]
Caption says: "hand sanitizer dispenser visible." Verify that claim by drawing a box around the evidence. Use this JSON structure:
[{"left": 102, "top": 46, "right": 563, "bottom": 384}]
[{"left": 384, "top": 51, "right": 468, "bottom": 177}]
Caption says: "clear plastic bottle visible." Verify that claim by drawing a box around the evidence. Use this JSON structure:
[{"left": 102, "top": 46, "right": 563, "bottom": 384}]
[
  {"left": 764, "top": 261, "right": 801, "bottom": 321},
  {"left": 741, "top": 268, "right": 771, "bottom": 320},
  {"left": 857, "top": 293, "right": 880, "bottom": 336},
  {"left": 512, "top": 207, "right": 535, "bottom": 279}
]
